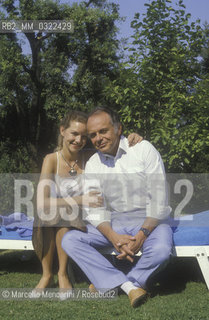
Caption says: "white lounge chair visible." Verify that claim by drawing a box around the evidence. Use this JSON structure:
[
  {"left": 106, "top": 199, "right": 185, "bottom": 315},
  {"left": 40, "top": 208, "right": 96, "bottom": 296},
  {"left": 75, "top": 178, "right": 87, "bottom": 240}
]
[{"left": 0, "top": 210, "right": 209, "bottom": 290}]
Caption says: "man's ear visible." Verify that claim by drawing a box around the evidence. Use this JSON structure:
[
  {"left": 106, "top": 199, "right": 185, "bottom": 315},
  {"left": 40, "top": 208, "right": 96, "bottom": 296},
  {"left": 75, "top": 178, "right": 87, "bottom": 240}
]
[
  {"left": 118, "top": 123, "right": 123, "bottom": 136},
  {"left": 60, "top": 126, "right": 65, "bottom": 137}
]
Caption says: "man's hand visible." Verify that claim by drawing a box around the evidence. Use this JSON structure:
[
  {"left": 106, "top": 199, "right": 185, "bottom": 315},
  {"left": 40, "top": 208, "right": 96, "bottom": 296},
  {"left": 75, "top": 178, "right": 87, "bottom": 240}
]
[
  {"left": 97, "top": 222, "right": 136, "bottom": 262},
  {"left": 116, "top": 231, "right": 146, "bottom": 261},
  {"left": 116, "top": 218, "right": 159, "bottom": 262},
  {"left": 116, "top": 242, "right": 136, "bottom": 262},
  {"left": 111, "top": 233, "right": 136, "bottom": 256}
]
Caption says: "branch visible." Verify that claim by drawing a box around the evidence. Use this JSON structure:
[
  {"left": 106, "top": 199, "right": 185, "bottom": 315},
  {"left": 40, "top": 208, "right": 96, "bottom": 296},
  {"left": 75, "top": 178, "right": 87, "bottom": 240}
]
[
  {"left": 22, "top": 63, "right": 32, "bottom": 76},
  {"left": 85, "top": 0, "right": 94, "bottom": 8},
  {"left": 36, "top": 33, "right": 52, "bottom": 41}
]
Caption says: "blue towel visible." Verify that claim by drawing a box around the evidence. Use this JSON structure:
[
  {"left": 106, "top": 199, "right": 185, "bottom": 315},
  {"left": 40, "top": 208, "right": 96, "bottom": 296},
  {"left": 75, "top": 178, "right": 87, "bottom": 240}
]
[
  {"left": 171, "top": 210, "right": 209, "bottom": 246},
  {"left": 0, "top": 212, "right": 28, "bottom": 226},
  {"left": 0, "top": 212, "right": 33, "bottom": 238},
  {"left": 0, "top": 210, "right": 209, "bottom": 245},
  {"left": 169, "top": 210, "right": 209, "bottom": 228}
]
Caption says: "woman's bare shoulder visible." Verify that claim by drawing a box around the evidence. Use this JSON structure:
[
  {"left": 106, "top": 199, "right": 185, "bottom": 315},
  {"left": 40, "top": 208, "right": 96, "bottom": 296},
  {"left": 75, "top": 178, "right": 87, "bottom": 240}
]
[
  {"left": 41, "top": 152, "right": 57, "bottom": 174},
  {"left": 44, "top": 152, "right": 57, "bottom": 161}
]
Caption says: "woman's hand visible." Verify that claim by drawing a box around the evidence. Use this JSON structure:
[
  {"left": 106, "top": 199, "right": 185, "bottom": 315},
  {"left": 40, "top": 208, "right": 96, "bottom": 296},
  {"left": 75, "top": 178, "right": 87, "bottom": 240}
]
[
  {"left": 127, "top": 133, "right": 143, "bottom": 146},
  {"left": 82, "top": 191, "right": 104, "bottom": 207}
]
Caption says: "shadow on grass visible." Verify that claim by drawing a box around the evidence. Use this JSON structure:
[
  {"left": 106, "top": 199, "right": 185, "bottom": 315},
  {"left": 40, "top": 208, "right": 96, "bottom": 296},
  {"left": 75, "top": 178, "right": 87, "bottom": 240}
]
[
  {"left": 104, "top": 255, "right": 205, "bottom": 296},
  {"left": 0, "top": 249, "right": 91, "bottom": 286},
  {"left": 147, "top": 256, "right": 204, "bottom": 296},
  {"left": 0, "top": 250, "right": 41, "bottom": 275},
  {"left": 0, "top": 250, "right": 205, "bottom": 295}
]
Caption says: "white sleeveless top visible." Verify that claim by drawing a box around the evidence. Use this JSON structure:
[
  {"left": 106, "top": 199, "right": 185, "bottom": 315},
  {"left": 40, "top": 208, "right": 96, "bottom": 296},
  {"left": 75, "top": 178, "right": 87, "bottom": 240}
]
[
  {"left": 53, "top": 152, "right": 84, "bottom": 198},
  {"left": 44, "top": 152, "right": 87, "bottom": 229}
]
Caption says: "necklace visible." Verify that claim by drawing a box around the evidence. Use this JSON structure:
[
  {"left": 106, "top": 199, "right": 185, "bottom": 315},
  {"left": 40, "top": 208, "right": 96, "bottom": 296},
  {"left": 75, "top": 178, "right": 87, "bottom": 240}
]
[{"left": 60, "top": 152, "right": 78, "bottom": 176}]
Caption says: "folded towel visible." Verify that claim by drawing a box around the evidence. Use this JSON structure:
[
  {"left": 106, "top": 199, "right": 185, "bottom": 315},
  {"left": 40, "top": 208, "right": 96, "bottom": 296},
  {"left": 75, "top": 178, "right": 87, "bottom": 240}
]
[
  {"left": 171, "top": 210, "right": 209, "bottom": 246},
  {"left": 169, "top": 209, "right": 209, "bottom": 228},
  {"left": 0, "top": 212, "right": 34, "bottom": 238},
  {"left": 0, "top": 212, "right": 29, "bottom": 226}
]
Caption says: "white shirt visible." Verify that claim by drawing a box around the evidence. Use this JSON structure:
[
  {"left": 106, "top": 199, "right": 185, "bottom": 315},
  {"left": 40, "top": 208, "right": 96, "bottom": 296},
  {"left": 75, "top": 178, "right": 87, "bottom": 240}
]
[{"left": 84, "top": 136, "right": 171, "bottom": 227}]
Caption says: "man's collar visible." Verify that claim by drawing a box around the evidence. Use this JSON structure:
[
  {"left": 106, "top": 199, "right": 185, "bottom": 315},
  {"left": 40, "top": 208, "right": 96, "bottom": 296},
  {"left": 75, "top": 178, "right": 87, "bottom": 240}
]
[{"left": 99, "top": 135, "right": 128, "bottom": 160}]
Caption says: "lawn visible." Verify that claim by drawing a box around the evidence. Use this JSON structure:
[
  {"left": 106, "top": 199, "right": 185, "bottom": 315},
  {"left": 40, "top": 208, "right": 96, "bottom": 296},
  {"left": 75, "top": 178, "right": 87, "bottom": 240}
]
[{"left": 0, "top": 250, "right": 208, "bottom": 320}]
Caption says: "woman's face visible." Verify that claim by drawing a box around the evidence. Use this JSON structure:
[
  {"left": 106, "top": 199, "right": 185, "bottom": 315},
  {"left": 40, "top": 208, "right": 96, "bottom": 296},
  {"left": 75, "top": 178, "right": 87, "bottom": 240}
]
[{"left": 60, "top": 120, "right": 88, "bottom": 153}]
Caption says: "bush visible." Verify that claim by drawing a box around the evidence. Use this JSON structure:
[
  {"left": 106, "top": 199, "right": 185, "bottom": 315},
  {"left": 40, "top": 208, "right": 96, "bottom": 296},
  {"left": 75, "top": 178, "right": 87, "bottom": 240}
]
[{"left": 0, "top": 140, "right": 37, "bottom": 214}]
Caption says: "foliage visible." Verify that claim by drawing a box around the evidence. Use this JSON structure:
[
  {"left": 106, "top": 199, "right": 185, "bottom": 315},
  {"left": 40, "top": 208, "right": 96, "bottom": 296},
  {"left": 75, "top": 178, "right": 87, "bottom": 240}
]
[
  {"left": 0, "top": 140, "right": 36, "bottom": 214},
  {"left": 105, "top": 0, "right": 208, "bottom": 172},
  {"left": 0, "top": 139, "right": 32, "bottom": 173},
  {"left": 201, "top": 23, "right": 209, "bottom": 74},
  {"left": 0, "top": 0, "right": 209, "bottom": 173},
  {"left": 0, "top": 0, "right": 121, "bottom": 168}
]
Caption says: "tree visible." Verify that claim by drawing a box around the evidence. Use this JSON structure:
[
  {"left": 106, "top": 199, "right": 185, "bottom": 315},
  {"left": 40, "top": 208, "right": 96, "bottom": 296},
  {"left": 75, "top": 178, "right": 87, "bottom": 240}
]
[
  {"left": 105, "top": 0, "right": 207, "bottom": 172},
  {"left": 0, "top": 0, "right": 121, "bottom": 169},
  {"left": 201, "top": 23, "right": 209, "bottom": 74}
]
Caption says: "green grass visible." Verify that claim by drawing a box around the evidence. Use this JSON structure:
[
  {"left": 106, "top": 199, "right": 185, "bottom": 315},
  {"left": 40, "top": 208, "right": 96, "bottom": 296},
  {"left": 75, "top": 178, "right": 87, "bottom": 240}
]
[{"left": 0, "top": 250, "right": 209, "bottom": 320}]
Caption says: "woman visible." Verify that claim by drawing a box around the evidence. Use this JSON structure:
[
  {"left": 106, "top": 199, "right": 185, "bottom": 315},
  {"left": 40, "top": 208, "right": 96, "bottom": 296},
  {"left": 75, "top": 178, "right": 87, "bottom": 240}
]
[{"left": 32, "top": 110, "right": 142, "bottom": 290}]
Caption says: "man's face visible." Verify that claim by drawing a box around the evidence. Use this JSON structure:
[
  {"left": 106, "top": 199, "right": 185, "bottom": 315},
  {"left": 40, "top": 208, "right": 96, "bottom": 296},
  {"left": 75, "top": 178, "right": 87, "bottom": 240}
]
[{"left": 87, "top": 111, "right": 122, "bottom": 156}]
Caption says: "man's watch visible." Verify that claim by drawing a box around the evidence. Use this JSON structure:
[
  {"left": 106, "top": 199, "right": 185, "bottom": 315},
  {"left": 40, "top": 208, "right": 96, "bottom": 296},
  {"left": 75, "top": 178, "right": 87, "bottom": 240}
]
[{"left": 139, "top": 227, "right": 151, "bottom": 237}]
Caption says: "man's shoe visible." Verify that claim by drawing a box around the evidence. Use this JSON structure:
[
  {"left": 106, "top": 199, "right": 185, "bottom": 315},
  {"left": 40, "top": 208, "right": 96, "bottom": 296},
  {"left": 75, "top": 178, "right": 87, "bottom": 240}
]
[{"left": 128, "top": 287, "right": 147, "bottom": 308}]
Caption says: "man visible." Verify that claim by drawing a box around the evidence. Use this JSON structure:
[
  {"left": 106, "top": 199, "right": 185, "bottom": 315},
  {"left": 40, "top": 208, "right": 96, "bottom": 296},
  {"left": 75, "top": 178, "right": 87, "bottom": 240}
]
[{"left": 62, "top": 106, "right": 173, "bottom": 308}]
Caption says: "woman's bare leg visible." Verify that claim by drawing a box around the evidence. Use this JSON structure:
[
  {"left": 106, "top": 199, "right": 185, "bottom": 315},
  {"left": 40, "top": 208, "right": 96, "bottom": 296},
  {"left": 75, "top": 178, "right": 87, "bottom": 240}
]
[
  {"left": 35, "top": 227, "right": 55, "bottom": 289},
  {"left": 56, "top": 227, "right": 73, "bottom": 289}
]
